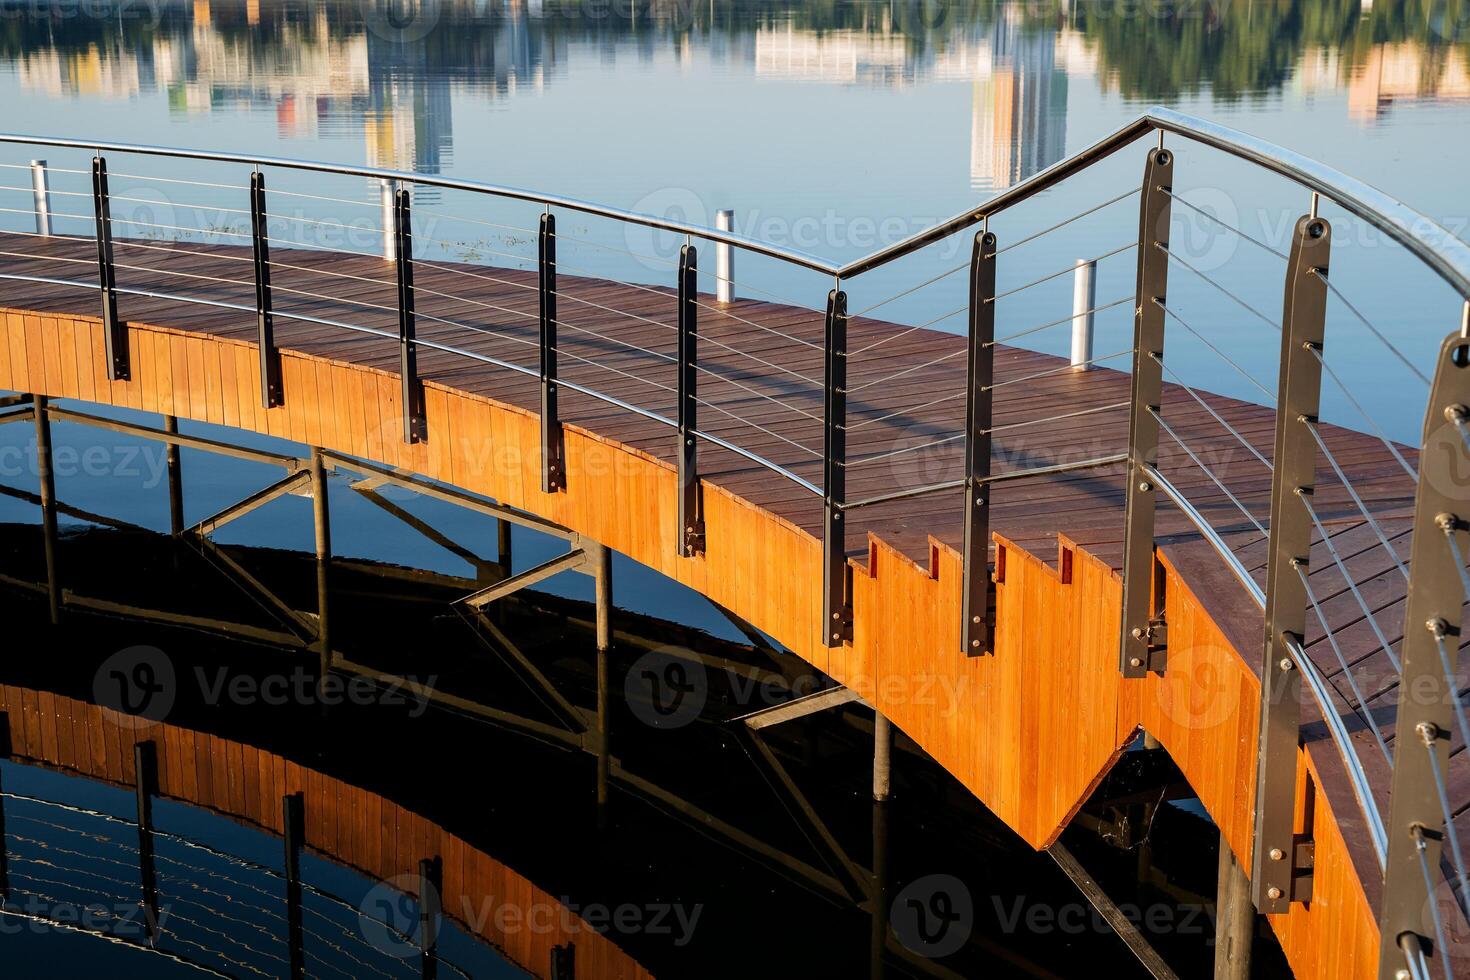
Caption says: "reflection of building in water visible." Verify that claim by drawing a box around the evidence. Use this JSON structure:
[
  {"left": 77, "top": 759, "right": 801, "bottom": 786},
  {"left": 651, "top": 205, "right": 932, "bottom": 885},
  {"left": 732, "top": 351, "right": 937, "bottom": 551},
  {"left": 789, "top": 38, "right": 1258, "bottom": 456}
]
[
  {"left": 752, "top": 25, "right": 911, "bottom": 85},
  {"left": 1345, "top": 44, "right": 1470, "bottom": 119}
]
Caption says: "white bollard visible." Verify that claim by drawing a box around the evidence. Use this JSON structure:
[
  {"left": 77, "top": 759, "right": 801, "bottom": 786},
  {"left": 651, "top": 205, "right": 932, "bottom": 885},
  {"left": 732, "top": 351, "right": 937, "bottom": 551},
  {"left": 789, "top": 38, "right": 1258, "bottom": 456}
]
[
  {"left": 380, "top": 178, "right": 397, "bottom": 261},
  {"left": 30, "top": 160, "right": 50, "bottom": 237},
  {"left": 715, "top": 208, "right": 734, "bottom": 304},
  {"left": 1071, "top": 257, "right": 1096, "bottom": 369}
]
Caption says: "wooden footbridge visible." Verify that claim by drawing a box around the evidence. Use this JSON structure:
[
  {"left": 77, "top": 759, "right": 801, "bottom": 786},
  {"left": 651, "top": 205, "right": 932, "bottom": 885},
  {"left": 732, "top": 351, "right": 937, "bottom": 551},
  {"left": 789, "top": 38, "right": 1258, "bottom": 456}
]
[{"left": 0, "top": 108, "right": 1468, "bottom": 978}]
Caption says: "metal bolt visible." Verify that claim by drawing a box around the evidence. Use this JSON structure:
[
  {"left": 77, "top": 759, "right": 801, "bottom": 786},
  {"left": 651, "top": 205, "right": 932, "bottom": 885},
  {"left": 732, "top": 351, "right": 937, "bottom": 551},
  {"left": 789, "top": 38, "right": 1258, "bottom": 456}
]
[
  {"left": 832, "top": 612, "right": 840, "bottom": 620},
  {"left": 975, "top": 497, "right": 985, "bottom": 506},
  {"left": 972, "top": 615, "right": 982, "bottom": 625},
  {"left": 971, "top": 639, "right": 980, "bottom": 648},
  {"left": 1445, "top": 403, "right": 1469, "bottom": 424},
  {"left": 1266, "top": 886, "right": 1282, "bottom": 900},
  {"left": 1418, "top": 721, "right": 1439, "bottom": 746},
  {"left": 1129, "top": 656, "right": 1142, "bottom": 668},
  {"left": 1269, "top": 847, "right": 1284, "bottom": 861},
  {"left": 831, "top": 632, "right": 840, "bottom": 641},
  {"left": 1138, "top": 481, "right": 1151, "bottom": 492},
  {"left": 1396, "top": 970, "right": 1412, "bottom": 980},
  {"left": 1279, "top": 657, "right": 1293, "bottom": 671},
  {"left": 686, "top": 438, "right": 693, "bottom": 446},
  {"left": 834, "top": 512, "right": 842, "bottom": 521},
  {"left": 1131, "top": 627, "right": 1144, "bottom": 639},
  {"left": 685, "top": 526, "right": 694, "bottom": 533}
]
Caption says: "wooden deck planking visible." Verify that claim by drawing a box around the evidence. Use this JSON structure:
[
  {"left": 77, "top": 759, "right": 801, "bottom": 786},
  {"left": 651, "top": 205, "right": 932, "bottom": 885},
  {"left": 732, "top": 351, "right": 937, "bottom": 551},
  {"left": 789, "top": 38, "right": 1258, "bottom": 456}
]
[{"left": 0, "top": 230, "right": 1448, "bottom": 977}]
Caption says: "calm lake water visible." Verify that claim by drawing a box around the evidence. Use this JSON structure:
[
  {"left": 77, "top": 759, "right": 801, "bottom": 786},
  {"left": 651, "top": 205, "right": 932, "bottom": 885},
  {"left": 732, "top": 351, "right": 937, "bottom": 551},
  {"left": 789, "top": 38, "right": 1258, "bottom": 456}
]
[{"left": 0, "top": 1, "right": 1462, "bottom": 976}]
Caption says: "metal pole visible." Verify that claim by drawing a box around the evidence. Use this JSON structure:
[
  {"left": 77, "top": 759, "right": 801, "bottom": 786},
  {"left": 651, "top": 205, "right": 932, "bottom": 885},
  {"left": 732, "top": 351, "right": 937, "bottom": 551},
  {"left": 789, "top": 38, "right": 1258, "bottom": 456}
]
[
  {"left": 133, "top": 741, "right": 160, "bottom": 942},
  {"left": 961, "top": 230, "right": 996, "bottom": 655},
  {"left": 1214, "top": 833, "right": 1255, "bottom": 980},
  {"left": 715, "top": 209, "right": 735, "bottom": 303},
  {"left": 1119, "top": 146, "right": 1175, "bottom": 678},
  {"left": 538, "top": 212, "right": 563, "bottom": 492},
  {"left": 1251, "top": 212, "right": 1331, "bottom": 914},
  {"left": 870, "top": 793, "right": 889, "bottom": 980},
  {"left": 250, "top": 171, "right": 283, "bottom": 408},
  {"left": 381, "top": 178, "right": 397, "bottom": 262},
  {"left": 1376, "top": 328, "right": 1470, "bottom": 979},
  {"left": 822, "top": 288, "right": 852, "bottom": 648},
  {"left": 164, "top": 416, "right": 183, "bottom": 537},
  {"left": 594, "top": 542, "right": 612, "bottom": 820},
  {"left": 91, "top": 154, "right": 128, "bottom": 381},
  {"left": 30, "top": 160, "right": 50, "bottom": 237},
  {"left": 1071, "top": 257, "right": 1096, "bottom": 369},
  {"left": 419, "top": 857, "right": 441, "bottom": 980},
  {"left": 283, "top": 793, "right": 305, "bottom": 980},
  {"left": 393, "top": 187, "right": 425, "bottom": 444},
  {"left": 872, "top": 712, "right": 891, "bottom": 802},
  {"left": 34, "top": 395, "right": 59, "bottom": 625},
  {"left": 311, "top": 447, "right": 332, "bottom": 678},
  {"left": 677, "top": 244, "right": 704, "bottom": 557}
]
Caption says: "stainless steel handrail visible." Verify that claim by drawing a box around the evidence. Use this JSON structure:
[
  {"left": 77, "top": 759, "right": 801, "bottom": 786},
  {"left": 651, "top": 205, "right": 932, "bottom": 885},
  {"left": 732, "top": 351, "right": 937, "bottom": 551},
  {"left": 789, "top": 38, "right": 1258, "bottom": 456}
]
[{"left": 7, "top": 108, "right": 1468, "bottom": 298}]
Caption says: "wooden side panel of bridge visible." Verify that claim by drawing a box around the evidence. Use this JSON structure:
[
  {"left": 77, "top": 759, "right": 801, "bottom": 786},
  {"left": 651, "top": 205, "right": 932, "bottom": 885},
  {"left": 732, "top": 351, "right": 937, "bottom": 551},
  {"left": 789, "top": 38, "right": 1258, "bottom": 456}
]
[{"left": 0, "top": 304, "right": 1383, "bottom": 978}]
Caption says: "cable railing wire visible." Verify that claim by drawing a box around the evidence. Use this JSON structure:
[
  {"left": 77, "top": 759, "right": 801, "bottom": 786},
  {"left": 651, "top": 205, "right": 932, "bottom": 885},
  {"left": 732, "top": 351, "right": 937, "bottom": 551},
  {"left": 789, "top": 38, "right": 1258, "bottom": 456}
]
[
  {"left": 987, "top": 242, "right": 1136, "bottom": 304},
  {"left": 1153, "top": 298, "right": 1277, "bottom": 403},
  {"left": 1151, "top": 352, "right": 1274, "bottom": 472},
  {"left": 1299, "top": 491, "right": 1402, "bottom": 674},
  {"left": 1155, "top": 242, "right": 1282, "bottom": 334},
  {"left": 1303, "top": 418, "right": 1410, "bottom": 582},
  {"left": 990, "top": 186, "right": 1142, "bottom": 258},
  {"left": 1312, "top": 268, "right": 1430, "bottom": 385},
  {"left": 984, "top": 347, "right": 1134, "bottom": 391},
  {"left": 989, "top": 295, "right": 1133, "bottom": 347},
  {"left": 692, "top": 395, "right": 824, "bottom": 459},
  {"left": 1151, "top": 407, "right": 1268, "bottom": 537},
  {"left": 1159, "top": 187, "right": 1289, "bottom": 262},
  {"left": 1307, "top": 344, "right": 1419, "bottom": 483}
]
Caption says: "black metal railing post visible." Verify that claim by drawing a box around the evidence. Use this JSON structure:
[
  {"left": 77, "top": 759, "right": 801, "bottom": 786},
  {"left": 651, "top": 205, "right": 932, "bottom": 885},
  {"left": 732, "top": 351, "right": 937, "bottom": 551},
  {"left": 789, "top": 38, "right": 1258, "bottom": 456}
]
[
  {"left": 133, "top": 740, "right": 160, "bottom": 941},
  {"left": 1251, "top": 212, "right": 1332, "bottom": 914},
  {"left": 91, "top": 154, "right": 127, "bottom": 381},
  {"left": 250, "top": 171, "right": 283, "bottom": 409},
  {"left": 539, "top": 212, "right": 564, "bottom": 493},
  {"left": 283, "top": 792, "right": 305, "bottom": 980},
  {"left": 961, "top": 229, "right": 997, "bottom": 655},
  {"left": 419, "top": 856, "right": 442, "bottom": 980},
  {"left": 677, "top": 243, "right": 704, "bottom": 557},
  {"left": 822, "top": 287, "right": 852, "bottom": 649},
  {"left": 1119, "top": 145, "right": 1175, "bottom": 678},
  {"left": 394, "top": 187, "right": 425, "bottom": 444},
  {"left": 1376, "top": 327, "right": 1470, "bottom": 978}
]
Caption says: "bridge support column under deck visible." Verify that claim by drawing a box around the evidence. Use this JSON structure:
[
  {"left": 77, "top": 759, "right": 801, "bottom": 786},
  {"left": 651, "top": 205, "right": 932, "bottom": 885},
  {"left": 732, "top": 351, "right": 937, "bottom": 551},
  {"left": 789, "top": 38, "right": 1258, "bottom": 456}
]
[
  {"left": 873, "top": 712, "right": 892, "bottom": 803},
  {"left": 133, "top": 740, "right": 160, "bottom": 942},
  {"left": 1215, "top": 831, "right": 1255, "bottom": 980},
  {"left": 33, "top": 395, "right": 59, "bottom": 624},
  {"left": 311, "top": 447, "right": 332, "bottom": 679},
  {"left": 283, "top": 793, "right": 305, "bottom": 980},
  {"left": 164, "top": 416, "right": 183, "bottom": 537},
  {"left": 593, "top": 542, "right": 612, "bottom": 821}
]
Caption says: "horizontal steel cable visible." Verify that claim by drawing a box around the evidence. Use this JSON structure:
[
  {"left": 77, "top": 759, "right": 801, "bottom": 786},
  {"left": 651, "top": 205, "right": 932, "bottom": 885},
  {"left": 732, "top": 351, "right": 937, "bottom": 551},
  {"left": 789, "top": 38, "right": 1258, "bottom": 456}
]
[
  {"left": 1154, "top": 242, "right": 1281, "bottom": 333},
  {"left": 1299, "top": 492, "right": 1402, "bottom": 674},
  {"left": 558, "top": 345, "right": 677, "bottom": 395},
  {"left": 844, "top": 432, "right": 964, "bottom": 469},
  {"left": 262, "top": 209, "right": 385, "bottom": 237},
  {"left": 984, "top": 347, "right": 1134, "bottom": 391},
  {"left": 847, "top": 346, "right": 966, "bottom": 394},
  {"left": 0, "top": 247, "right": 94, "bottom": 268},
  {"left": 1306, "top": 345, "right": 1418, "bottom": 482},
  {"left": 1159, "top": 188, "right": 1288, "bottom": 261},
  {"left": 549, "top": 227, "right": 679, "bottom": 269},
  {"left": 409, "top": 282, "right": 538, "bottom": 324},
  {"left": 113, "top": 260, "right": 255, "bottom": 291},
  {"left": 259, "top": 184, "right": 381, "bottom": 209},
  {"left": 985, "top": 400, "right": 1130, "bottom": 434},
  {"left": 110, "top": 214, "right": 254, "bottom": 242},
  {"left": 414, "top": 231, "right": 533, "bottom": 267},
  {"left": 848, "top": 259, "right": 969, "bottom": 320},
  {"left": 845, "top": 390, "right": 964, "bottom": 432},
  {"left": 1153, "top": 298, "right": 1276, "bottom": 403},
  {"left": 108, "top": 170, "right": 245, "bottom": 192},
  {"left": 554, "top": 315, "right": 673, "bottom": 363},
  {"left": 109, "top": 193, "right": 252, "bottom": 218},
  {"left": 847, "top": 304, "right": 968, "bottom": 358},
  {"left": 691, "top": 298, "right": 824, "bottom": 351},
  {"left": 1422, "top": 729, "right": 1470, "bottom": 916},
  {"left": 986, "top": 242, "right": 1135, "bottom": 304},
  {"left": 1150, "top": 352, "right": 1273, "bottom": 471},
  {"left": 1151, "top": 407, "right": 1268, "bottom": 537},
  {"left": 552, "top": 286, "right": 675, "bottom": 333},
  {"left": 1293, "top": 561, "right": 1394, "bottom": 767},
  {"left": 1302, "top": 419, "right": 1410, "bottom": 581},
  {"left": 692, "top": 395, "right": 824, "bottom": 458},
  {"left": 691, "top": 363, "right": 823, "bottom": 423},
  {"left": 689, "top": 329, "right": 823, "bottom": 388},
  {"left": 988, "top": 295, "right": 1133, "bottom": 347},
  {"left": 418, "top": 259, "right": 538, "bottom": 294},
  {"left": 265, "top": 255, "right": 395, "bottom": 289},
  {"left": 1311, "top": 268, "right": 1429, "bottom": 385},
  {"left": 989, "top": 186, "right": 1141, "bottom": 258},
  {"left": 407, "top": 203, "right": 539, "bottom": 239}
]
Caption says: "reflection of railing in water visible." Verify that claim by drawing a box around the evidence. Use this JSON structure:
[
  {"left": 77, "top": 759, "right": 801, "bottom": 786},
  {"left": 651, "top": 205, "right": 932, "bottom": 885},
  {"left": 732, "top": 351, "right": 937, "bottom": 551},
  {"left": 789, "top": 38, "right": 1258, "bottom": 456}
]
[{"left": 0, "top": 106, "right": 1468, "bottom": 977}]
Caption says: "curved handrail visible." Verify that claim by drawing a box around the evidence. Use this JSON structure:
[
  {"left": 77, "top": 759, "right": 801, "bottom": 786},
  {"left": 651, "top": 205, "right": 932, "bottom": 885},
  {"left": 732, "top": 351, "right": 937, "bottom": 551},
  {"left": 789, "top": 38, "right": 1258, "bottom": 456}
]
[{"left": 6, "top": 108, "right": 1469, "bottom": 297}]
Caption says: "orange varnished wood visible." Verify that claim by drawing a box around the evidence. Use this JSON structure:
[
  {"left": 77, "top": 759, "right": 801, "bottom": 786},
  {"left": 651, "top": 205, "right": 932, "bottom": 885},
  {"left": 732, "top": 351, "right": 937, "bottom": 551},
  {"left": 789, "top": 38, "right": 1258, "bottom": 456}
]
[{"left": 0, "top": 309, "right": 1386, "bottom": 978}]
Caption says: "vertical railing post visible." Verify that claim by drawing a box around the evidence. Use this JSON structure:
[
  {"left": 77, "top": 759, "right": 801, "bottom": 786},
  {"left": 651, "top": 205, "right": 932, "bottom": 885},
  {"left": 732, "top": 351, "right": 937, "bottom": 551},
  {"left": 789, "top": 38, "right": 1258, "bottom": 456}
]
[
  {"left": 133, "top": 740, "right": 160, "bottom": 941},
  {"left": 1071, "top": 257, "right": 1096, "bottom": 369},
  {"left": 282, "top": 792, "right": 305, "bottom": 980},
  {"left": 419, "top": 856, "right": 442, "bottom": 980},
  {"left": 1251, "top": 212, "right": 1332, "bottom": 914},
  {"left": 1375, "top": 326, "right": 1470, "bottom": 977},
  {"left": 961, "top": 229, "right": 997, "bottom": 655},
  {"left": 381, "top": 178, "right": 397, "bottom": 262},
  {"left": 822, "top": 287, "right": 852, "bottom": 648},
  {"left": 538, "top": 212, "right": 564, "bottom": 493},
  {"left": 250, "top": 171, "right": 283, "bottom": 409},
  {"left": 1118, "top": 145, "right": 1174, "bottom": 678},
  {"left": 677, "top": 243, "right": 704, "bottom": 557},
  {"left": 91, "top": 154, "right": 128, "bottom": 381},
  {"left": 715, "top": 209, "right": 735, "bottom": 304},
  {"left": 30, "top": 160, "right": 50, "bottom": 237},
  {"left": 34, "top": 395, "right": 59, "bottom": 625},
  {"left": 394, "top": 187, "right": 425, "bottom": 444}
]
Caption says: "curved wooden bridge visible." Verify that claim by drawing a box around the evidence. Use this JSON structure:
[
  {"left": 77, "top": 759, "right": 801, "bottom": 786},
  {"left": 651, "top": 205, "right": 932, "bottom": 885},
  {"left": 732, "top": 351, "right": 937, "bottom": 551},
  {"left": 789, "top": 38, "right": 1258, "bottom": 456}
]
[{"left": 0, "top": 109, "right": 1468, "bottom": 979}]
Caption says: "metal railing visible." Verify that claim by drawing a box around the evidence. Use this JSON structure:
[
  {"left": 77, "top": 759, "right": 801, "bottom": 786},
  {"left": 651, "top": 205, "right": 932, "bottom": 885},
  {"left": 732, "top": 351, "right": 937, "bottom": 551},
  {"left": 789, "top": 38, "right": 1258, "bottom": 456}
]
[{"left": 1, "top": 107, "right": 1469, "bottom": 978}]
